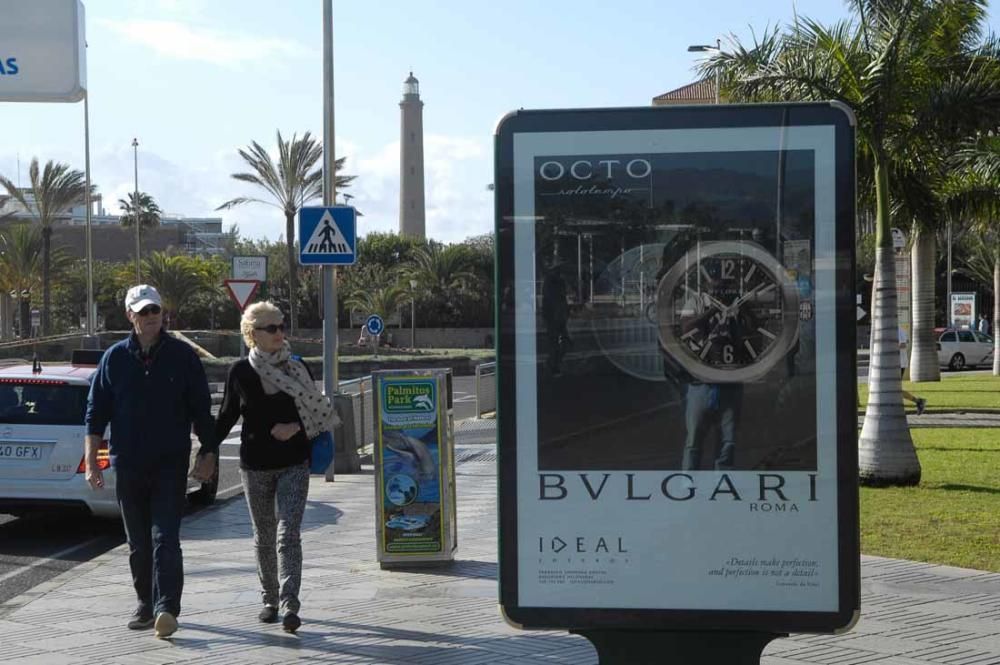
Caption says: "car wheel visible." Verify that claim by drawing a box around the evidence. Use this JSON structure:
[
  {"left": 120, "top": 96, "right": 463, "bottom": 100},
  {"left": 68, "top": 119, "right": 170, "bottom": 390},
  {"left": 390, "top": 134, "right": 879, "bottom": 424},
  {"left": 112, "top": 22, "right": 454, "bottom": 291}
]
[
  {"left": 189, "top": 458, "right": 219, "bottom": 506},
  {"left": 949, "top": 353, "right": 966, "bottom": 371}
]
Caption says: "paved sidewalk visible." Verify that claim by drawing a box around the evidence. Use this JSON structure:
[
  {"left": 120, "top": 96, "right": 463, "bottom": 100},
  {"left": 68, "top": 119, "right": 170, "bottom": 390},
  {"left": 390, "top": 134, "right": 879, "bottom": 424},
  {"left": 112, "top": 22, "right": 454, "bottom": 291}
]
[
  {"left": 859, "top": 412, "right": 1000, "bottom": 428},
  {"left": 0, "top": 422, "right": 998, "bottom": 664}
]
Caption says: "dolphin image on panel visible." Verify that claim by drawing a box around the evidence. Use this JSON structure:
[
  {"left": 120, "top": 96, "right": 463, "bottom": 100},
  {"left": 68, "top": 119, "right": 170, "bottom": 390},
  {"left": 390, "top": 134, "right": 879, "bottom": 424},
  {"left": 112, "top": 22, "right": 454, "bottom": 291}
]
[{"left": 383, "top": 430, "right": 436, "bottom": 479}]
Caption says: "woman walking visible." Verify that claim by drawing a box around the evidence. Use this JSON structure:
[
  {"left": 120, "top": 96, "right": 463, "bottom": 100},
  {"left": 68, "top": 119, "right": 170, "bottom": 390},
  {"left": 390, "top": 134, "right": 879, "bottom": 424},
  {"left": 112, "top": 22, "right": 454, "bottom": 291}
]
[{"left": 214, "top": 301, "right": 337, "bottom": 632}]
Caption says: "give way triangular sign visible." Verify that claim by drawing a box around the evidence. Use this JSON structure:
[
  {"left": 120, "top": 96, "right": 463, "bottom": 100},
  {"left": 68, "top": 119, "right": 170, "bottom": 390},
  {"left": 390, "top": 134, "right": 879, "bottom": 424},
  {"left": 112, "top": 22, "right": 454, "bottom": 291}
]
[
  {"left": 304, "top": 210, "right": 351, "bottom": 254},
  {"left": 224, "top": 279, "right": 260, "bottom": 311}
]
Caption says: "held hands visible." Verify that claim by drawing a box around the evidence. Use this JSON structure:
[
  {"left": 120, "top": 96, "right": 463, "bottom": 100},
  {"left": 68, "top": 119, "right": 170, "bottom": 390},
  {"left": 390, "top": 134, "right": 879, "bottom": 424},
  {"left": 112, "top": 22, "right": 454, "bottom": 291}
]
[
  {"left": 190, "top": 452, "right": 216, "bottom": 482},
  {"left": 271, "top": 422, "right": 302, "bottom": 442},
  {"left": 85, "top": 459, "right": 104, "bottom": 490}
]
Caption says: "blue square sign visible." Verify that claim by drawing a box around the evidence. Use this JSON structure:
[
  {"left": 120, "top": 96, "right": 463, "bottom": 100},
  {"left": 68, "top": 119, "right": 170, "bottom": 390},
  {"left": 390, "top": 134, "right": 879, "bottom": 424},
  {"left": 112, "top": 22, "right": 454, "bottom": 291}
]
[{"left": 299, "top": 206, "right": 357, "bottom": 265}]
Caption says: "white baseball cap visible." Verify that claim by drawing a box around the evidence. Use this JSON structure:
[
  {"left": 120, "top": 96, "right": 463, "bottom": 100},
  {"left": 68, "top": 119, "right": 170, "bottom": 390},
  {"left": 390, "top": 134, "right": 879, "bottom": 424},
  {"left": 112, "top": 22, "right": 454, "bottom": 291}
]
[{"left": 124, "top": 284, "right": 162, "bottom": 312}]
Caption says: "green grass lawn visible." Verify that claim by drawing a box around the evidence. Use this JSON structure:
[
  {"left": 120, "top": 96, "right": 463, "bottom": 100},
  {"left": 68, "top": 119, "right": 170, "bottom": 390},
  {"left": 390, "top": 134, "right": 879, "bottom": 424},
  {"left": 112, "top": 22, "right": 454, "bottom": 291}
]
[
  {"left": 858, "top": 373, "right": 1000, "bottom": 412},
  {"left": 860, "top": 428, "right": 1000, "bottom": 571}
]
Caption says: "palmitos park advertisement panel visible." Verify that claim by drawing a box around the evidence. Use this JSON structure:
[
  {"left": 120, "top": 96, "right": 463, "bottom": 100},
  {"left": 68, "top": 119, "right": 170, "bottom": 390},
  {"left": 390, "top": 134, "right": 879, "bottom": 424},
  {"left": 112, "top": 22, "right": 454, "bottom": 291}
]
[{"left": 496, "top": 106, "right": 858, "bottom": 632}]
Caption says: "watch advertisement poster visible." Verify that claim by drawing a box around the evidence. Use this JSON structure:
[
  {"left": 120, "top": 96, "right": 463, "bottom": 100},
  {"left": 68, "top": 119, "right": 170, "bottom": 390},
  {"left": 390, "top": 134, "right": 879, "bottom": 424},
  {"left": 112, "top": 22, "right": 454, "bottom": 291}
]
[
  {"left": 375, "top": 375, "right": 444, "bottom": 555},
  {"left": 496, "top": 104, "right": 858, "bottom": 633}
]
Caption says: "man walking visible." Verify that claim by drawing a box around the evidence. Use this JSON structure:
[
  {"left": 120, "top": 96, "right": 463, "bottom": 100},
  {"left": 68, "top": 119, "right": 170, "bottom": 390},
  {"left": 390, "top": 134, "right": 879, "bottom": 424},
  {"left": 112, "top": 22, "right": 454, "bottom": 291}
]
[{"left": 85, "top": 285, "right": 217, "bottom": 638}]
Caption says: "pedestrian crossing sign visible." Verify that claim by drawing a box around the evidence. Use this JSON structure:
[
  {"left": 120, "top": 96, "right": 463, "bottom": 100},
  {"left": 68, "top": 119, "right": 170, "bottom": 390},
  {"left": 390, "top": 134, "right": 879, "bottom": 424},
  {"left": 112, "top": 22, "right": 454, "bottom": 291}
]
[{"left": 298, "top": 206, "right": 357, "bottom": 265}]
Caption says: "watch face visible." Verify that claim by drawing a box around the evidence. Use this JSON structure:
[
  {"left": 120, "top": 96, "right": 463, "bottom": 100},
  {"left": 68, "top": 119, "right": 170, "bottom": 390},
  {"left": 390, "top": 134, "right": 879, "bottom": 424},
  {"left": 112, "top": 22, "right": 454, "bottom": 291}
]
[{"left": 657, "top": 241, "right": 799, "bottom": 383}]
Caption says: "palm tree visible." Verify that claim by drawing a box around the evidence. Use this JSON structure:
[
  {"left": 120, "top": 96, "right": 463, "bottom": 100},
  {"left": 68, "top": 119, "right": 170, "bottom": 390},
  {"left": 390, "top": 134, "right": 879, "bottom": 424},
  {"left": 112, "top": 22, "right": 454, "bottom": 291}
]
[
  {"left": 142, "top": 252, "right": 213, "bottom": 328},
  {"left": 342, "top": 264, "right": 408, "bottom": 345},
  {"left": 950, "top": 136, "right": 1000, "bottom": 373},
  {"left": 217, "top": 130, "right": 355, "bottom": 335},
  {"left": 0, "top": 158, "right": 91, "bottom": 335},
  {"left": 405, "top": 243, "right": 476, "bottom": 325},
  {"left": 0, "top": 225, "right": 43, "bottom": 336},
  {"left": 706, "top": 0, "right": 1000, "bottom": 485},
  {"left": 118, "top": 191, "right": 162, "bottom": 230}
]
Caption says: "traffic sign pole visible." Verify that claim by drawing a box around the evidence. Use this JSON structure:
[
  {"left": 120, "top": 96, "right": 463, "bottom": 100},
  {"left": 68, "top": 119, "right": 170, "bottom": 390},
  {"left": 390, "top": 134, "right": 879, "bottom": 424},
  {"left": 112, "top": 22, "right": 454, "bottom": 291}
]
[{"left": 322, "top": 0, "right": 338, "bottom": 481}]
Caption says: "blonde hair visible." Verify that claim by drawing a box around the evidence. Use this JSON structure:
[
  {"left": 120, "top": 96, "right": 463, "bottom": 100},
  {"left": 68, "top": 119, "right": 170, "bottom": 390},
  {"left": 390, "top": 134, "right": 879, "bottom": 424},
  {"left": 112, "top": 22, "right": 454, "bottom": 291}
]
[{"left": 241, "top": 301, "right": 284, "bottom": 348}]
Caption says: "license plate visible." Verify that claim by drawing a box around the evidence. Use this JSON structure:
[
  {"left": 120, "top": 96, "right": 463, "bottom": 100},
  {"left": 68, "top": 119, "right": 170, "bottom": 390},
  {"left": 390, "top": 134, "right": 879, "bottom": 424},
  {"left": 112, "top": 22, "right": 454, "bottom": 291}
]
[{"left": 0, "top": 444, "right": 42, "bottom": 460}]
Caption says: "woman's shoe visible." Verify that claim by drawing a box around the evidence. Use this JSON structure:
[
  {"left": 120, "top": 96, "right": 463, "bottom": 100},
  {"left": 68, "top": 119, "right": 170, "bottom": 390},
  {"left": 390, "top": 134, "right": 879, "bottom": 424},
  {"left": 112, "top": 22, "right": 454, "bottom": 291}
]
[
  {"left": 258, "top": 606, "right": 278, "bottom": 623},
  {"left": 282, "top": 612, "right": 301, "bottom": 633}
]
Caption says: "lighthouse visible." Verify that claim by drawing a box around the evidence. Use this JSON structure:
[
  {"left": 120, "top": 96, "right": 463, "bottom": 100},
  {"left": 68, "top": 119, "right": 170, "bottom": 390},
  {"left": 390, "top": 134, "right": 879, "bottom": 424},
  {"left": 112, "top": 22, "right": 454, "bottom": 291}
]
[{"left": 399, "top": 72, "right": 426, "bottom": 239}]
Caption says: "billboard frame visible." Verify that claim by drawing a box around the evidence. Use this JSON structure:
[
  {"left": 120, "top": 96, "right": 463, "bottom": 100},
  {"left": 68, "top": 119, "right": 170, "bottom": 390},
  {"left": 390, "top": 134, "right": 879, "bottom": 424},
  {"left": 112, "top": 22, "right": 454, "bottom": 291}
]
[{"left": 494, "top": 103, "right": 859, "bottom": 634}]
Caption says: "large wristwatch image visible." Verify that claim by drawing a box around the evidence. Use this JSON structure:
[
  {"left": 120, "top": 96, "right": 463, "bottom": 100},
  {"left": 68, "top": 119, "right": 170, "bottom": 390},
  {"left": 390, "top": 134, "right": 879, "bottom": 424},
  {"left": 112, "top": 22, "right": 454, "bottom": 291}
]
[{"left": 655, "top": 240, "right": 800, "bottom": 383}]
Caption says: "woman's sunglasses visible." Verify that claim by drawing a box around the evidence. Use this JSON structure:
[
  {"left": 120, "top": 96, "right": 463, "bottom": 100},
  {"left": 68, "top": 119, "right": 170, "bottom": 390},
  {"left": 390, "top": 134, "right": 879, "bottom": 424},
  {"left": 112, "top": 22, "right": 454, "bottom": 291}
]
[
  {"left": 136, "top": 305, "right": 161, "bottom": 316},
  {"left": 254, "top": 323, "right": 286, "bottom": 334}
]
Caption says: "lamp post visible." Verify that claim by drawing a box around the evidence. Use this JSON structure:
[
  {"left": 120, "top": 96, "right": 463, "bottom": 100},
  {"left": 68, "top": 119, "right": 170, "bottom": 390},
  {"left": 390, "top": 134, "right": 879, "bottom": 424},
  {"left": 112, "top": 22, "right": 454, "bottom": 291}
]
[
  {"left": 410, "top": 279, "right": 418, "bottom": 348},
  {"left": 131, "top": 138, "right": 141, "bottom": 282},
  {"left": 687, "top": 39, "right": 721, "bottom": 104}
]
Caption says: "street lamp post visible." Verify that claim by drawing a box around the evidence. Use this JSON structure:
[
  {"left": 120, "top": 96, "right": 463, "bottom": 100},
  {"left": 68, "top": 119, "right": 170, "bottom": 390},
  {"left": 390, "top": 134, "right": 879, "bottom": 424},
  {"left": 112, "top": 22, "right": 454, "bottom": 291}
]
[
  {"left": 687, "top": 39, "right": 722, "bottom": 104},
  {"left": 410, "top": 279, "right": 418, "bottom": 348},
  {"left": 131, "top": 138, "right": 141, "bottom": 281}
]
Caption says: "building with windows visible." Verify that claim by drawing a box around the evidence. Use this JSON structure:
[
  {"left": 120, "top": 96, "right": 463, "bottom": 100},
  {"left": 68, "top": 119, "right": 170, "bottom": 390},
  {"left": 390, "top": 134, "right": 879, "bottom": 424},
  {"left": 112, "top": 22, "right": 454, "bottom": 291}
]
[{"left": 0, "top": 189, "right": 230, "bottom": 259}]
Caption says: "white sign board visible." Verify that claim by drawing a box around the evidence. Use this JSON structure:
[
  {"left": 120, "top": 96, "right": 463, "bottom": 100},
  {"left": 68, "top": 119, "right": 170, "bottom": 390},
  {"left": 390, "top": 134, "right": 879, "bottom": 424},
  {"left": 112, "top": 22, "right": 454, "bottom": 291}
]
[
  {"left": 950, "top": 292, "right": 976, "bottom": 329},
  {"left": 891, "top": 227, "right": 906, "bottom": 251},
  {"left": 232, "top": 255, "right": 268, "bottom": 281},
  {"left": 0, "top": 0, "right": 87, "bottom": 103}
]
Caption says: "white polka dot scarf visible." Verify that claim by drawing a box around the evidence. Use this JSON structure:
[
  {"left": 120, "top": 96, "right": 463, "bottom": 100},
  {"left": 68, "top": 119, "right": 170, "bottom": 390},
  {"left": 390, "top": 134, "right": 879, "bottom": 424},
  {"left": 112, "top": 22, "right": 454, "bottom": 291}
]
[{"left": 248, "top": 340, "right": 337, "bottom": 439}]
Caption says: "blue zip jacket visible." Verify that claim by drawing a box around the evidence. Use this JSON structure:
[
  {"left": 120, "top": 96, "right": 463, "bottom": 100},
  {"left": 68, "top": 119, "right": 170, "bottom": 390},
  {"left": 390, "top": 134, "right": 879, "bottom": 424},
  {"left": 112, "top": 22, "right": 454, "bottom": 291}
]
[{"left": 85, "top": 330, "right": 216, "bottom": 470}]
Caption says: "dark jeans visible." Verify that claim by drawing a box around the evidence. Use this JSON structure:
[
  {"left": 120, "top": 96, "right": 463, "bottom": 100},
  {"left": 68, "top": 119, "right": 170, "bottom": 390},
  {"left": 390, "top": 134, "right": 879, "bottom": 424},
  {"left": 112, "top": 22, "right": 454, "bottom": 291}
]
[
  {"left": 681, "top": 384, "right": 743, "bottom": 471},
  {"left": 115, "top": 461, "right": 188, "bottom": 617}
]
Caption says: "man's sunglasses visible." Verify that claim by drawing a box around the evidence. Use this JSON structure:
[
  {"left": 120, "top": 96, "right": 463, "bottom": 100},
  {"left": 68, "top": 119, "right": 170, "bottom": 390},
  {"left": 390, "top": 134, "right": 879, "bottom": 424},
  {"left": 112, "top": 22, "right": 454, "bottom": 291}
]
[
  {"left": 254, "top": 323, "right": 286, "bottom": 334},
  {"left": 136, "top": 305, "right": 161, "bottom": 316}
]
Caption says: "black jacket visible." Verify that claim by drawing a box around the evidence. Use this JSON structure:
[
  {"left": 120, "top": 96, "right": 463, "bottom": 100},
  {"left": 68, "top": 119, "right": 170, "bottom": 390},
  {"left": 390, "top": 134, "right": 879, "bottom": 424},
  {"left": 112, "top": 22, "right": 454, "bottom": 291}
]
[{"left": 212, "top": 359, "right": 311, "bottom": 471}]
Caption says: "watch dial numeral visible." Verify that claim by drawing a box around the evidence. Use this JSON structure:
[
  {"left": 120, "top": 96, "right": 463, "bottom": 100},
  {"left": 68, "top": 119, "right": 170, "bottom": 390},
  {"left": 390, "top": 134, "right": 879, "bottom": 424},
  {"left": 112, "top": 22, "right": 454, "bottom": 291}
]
[{"left": 666, "top": 247, "right": 794, "bottom": 374}]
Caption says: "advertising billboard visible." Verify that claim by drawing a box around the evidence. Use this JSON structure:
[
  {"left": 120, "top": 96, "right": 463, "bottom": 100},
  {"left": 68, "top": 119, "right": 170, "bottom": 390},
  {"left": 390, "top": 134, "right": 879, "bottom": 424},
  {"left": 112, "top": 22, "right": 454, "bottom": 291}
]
[
  {"left": 0, "top": 0, "right": 87, "bottom": 103},
  {"left": 950, "top": 293, "right": 976, "bottom": 329},
  {"left": 495, "top": 104, "right": 859, "bottom": 633}
]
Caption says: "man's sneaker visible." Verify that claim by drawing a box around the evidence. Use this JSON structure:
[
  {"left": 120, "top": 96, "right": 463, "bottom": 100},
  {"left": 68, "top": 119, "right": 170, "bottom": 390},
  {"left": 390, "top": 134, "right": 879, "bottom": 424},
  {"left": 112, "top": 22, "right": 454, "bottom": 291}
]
[
  {"left": 154, "top": 611, "right": 178, "bottom": 639},
  {"left": 916, "top": 398, "right": 927, "bottom": 415},
  {"left": 282, "top": 612, "right": 301, "bottom": 633},
  {"left": 127, "top": 611, "right": 154, "bottom": 630},
  {"left": 259, "top": 605, "right": 278, "bottom": 623}
]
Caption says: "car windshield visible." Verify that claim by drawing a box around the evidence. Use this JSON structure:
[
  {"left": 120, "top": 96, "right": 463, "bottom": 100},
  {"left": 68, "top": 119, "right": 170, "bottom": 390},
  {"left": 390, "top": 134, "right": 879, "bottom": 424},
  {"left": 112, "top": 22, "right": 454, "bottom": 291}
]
[{"left": 0, "top": 382, "right": 89, "bottom": 425}]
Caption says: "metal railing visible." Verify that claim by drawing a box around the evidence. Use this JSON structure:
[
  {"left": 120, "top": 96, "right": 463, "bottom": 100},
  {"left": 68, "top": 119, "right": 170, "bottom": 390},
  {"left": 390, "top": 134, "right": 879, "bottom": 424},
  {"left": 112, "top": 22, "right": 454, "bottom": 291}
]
[
  {"left": 475, "top": 361, "right": 497, "bottom": 417},
  {"left": 338, "top": 375, "right": 375, "bottom": 451}
]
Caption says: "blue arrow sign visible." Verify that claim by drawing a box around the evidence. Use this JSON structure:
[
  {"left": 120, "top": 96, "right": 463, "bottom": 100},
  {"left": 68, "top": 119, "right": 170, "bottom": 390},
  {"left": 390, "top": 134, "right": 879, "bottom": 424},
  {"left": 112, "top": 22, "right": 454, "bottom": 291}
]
[
  {"left": 365, "top": 314, "right": 385, "bottom": 336},
  {"left": 299, "top": 206, "right": 357, "bottom": 265}
]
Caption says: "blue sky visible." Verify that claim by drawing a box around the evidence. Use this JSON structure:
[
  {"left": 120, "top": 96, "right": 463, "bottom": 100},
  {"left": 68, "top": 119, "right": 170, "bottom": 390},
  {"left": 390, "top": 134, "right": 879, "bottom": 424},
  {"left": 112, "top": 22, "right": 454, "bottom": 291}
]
[{"left": 3, "top": 0, "right": 998, "bottom": 244}]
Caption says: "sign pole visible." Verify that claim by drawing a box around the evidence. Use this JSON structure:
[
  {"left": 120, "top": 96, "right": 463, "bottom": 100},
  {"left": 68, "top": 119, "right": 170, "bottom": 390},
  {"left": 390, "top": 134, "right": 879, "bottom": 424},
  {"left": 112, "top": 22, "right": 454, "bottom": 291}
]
[
  {"left": 322, "top": 0, "right": 338, "bottom": 396},
  {"left": 83, "top": 91, "right": 95, "bottom": 341}
]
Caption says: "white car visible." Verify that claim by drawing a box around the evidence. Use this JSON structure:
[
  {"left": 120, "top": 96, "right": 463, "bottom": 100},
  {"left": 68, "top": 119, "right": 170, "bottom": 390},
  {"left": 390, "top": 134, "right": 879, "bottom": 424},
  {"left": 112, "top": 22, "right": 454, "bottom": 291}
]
[
  {"left": 937, "top": 328, "right": 995, "bottom": 370},
  {"left": 0, "top": 350, "right": 217, "bottom": 518}
]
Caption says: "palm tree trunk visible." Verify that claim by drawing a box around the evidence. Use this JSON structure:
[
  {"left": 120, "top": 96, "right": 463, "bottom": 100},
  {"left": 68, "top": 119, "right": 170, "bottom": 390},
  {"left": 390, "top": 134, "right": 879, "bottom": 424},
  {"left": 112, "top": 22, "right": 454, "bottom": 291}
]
[
  {"left": 41, "top": 226, "right": 51, "bottom": 336},
  {"left": 994, "top": 256, "right": 999, "bottom": 376},
  {"left": 285, "top": 211, "right": 298, "bottom": 335},
  {"left": 858, "top": 161, "right": 920, "bottom": 486},
  {"left": 909, "top": 227, "right": 939, "bottom": 382}
]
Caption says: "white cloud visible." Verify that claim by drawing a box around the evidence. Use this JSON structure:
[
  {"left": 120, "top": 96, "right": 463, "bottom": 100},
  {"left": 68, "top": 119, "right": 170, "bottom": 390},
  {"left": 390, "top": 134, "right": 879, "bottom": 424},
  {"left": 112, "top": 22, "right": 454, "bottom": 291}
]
[
  {"left": 98, "top": 19, "right": 311, "bottom": 67},
  {"left": 346, "top": 135, "right": 493, "bottom": 244}
]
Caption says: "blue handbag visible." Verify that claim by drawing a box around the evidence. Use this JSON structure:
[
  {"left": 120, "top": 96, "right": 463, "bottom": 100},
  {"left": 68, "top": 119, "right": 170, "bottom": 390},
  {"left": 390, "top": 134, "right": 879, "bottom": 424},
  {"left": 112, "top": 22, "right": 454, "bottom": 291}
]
[{"left": 310, "top": 431, "right": 334, "bottom": 474}]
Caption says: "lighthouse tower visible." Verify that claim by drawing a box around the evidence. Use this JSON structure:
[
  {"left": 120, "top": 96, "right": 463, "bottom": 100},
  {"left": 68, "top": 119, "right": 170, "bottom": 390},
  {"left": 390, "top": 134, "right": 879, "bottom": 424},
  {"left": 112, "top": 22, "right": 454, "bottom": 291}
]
[{"left": 399, "top": 72, "right": 426, "bottom": 239}]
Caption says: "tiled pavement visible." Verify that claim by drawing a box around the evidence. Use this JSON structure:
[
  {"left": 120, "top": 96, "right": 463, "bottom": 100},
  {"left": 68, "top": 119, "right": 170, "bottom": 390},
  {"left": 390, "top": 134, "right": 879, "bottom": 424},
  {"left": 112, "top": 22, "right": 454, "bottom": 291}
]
[
  {"left": 858, "top": 412, "right": 1000, "bottom": 429},
  {"left": 0, "top": 421, "right": 998, "bottom": 664}
]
